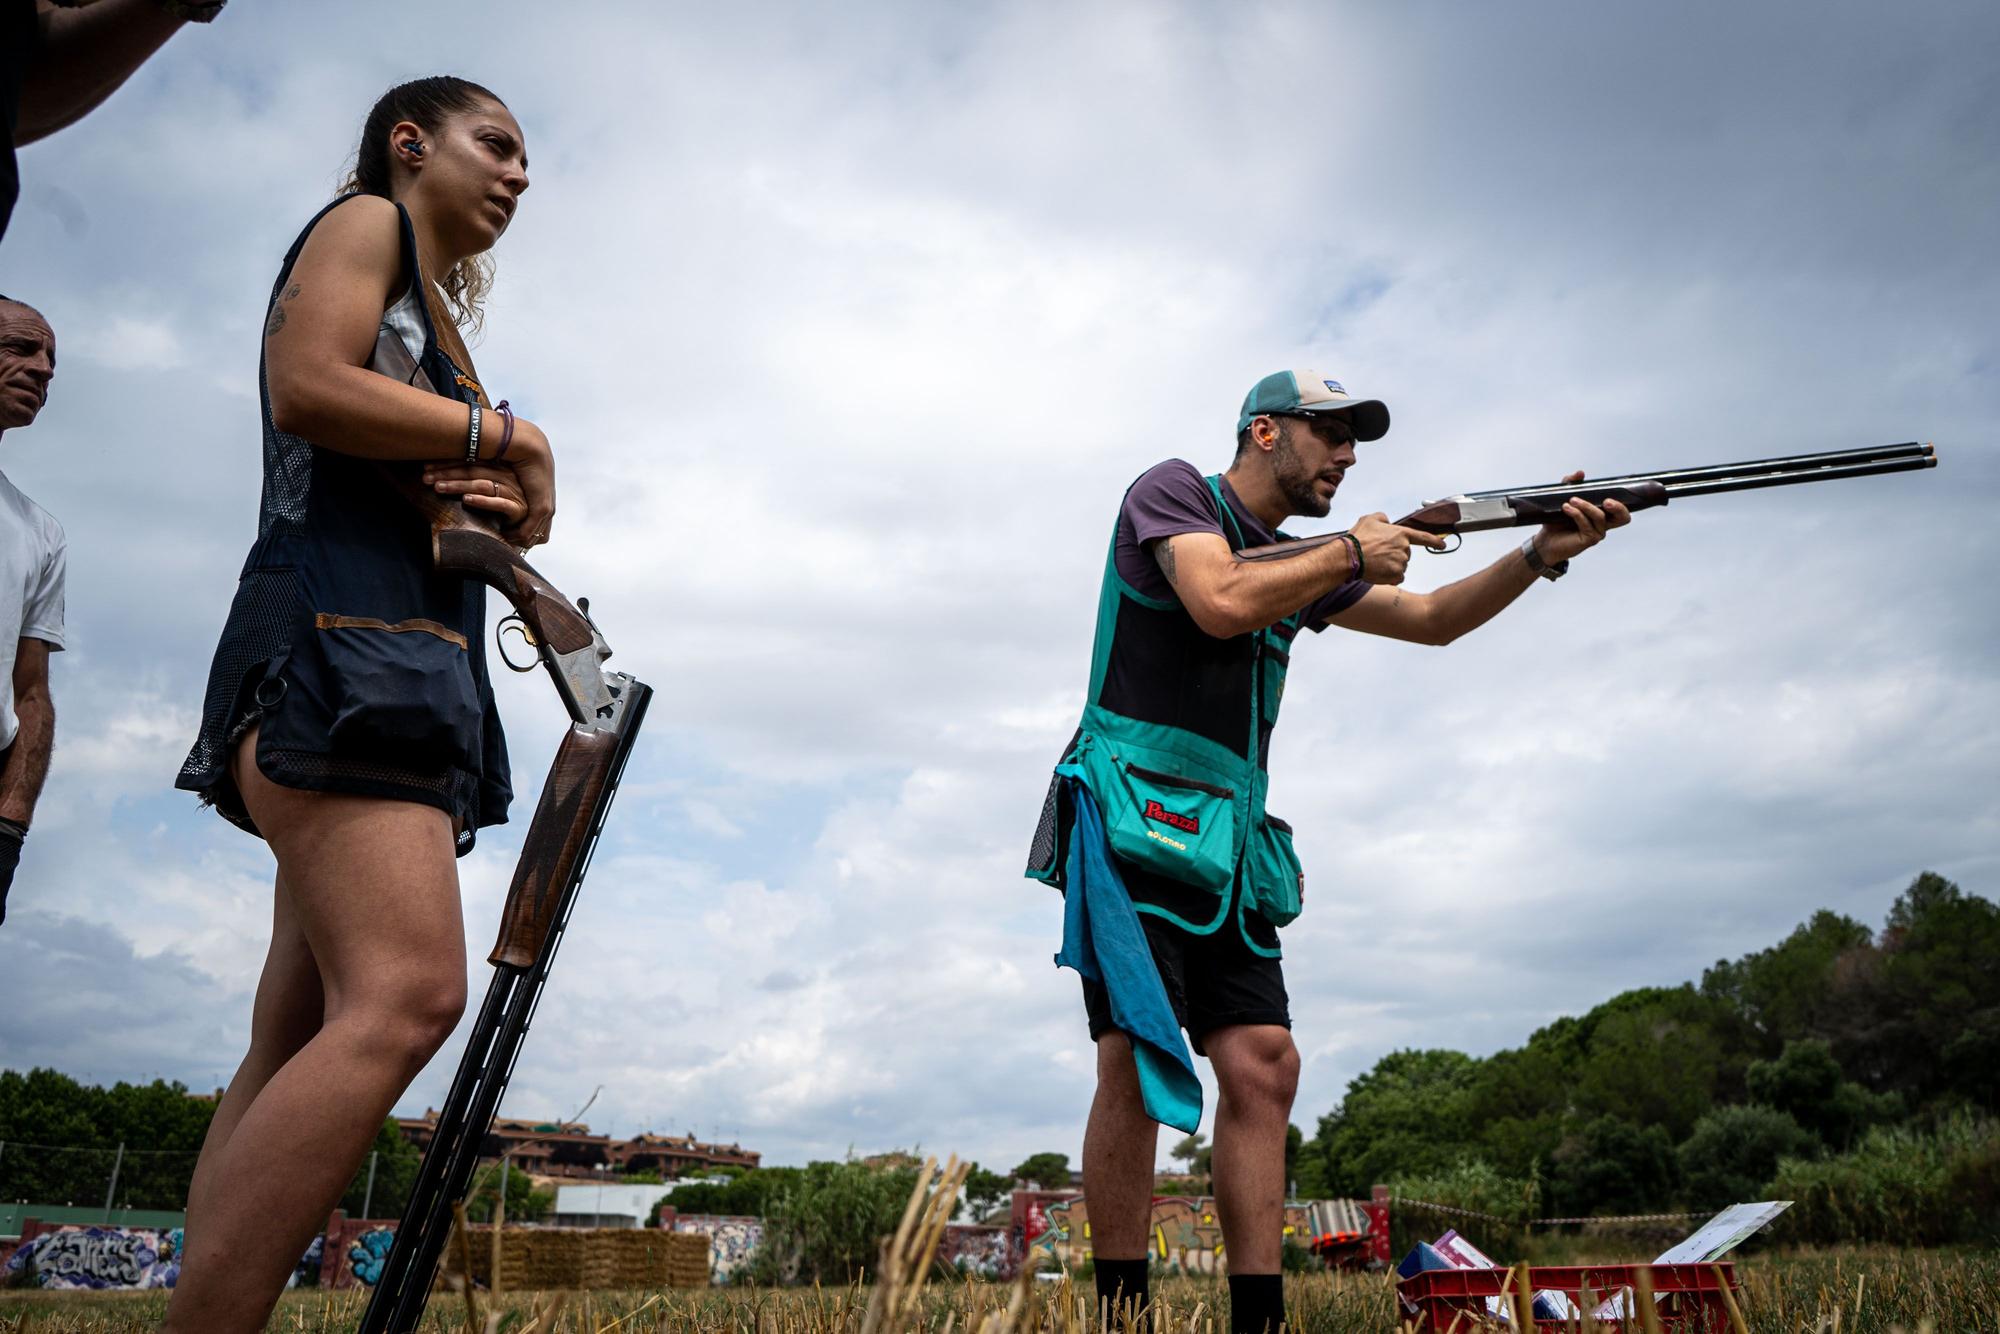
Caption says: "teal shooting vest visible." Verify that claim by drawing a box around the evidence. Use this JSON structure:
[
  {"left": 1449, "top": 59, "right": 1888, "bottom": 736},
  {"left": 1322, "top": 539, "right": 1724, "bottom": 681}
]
[{"left": 1029, "top": 475, "right": 1307, "bottom": 946}]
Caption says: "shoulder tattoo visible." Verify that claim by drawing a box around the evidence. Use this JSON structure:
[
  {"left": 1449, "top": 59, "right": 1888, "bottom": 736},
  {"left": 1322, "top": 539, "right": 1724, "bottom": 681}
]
[
  {"left": 1155, "top": 536, "right": 1179, "bottom": 585},
  {"left": 264, "top": 283, "right": 302, "bottom": 337}
]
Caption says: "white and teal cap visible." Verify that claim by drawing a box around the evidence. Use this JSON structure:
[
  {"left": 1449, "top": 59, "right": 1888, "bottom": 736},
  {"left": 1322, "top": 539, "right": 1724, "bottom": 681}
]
[{"left": 1236, "top": 369, "right": 1390, "bottom": 441}]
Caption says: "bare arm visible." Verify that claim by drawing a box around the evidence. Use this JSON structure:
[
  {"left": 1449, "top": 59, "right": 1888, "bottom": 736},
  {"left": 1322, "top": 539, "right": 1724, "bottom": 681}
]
[
  {"left": 18, "top": 0, "right": 186, "bottom": 144},
  {"left": 265, "top": 195, "right": 557, "bottom": 543},
  {"left": 263, "top": 195, "right": 488, "bottom": 460},
  {"left": 1328, "top": 486, "right": 1630, "bottom": 645},
  {"left": 1328, "top": 548, "right": 1541, "bottom": 645},
  {"left": 0, "top": 639, "right": 54, "bottom": 826},
  {"left": 1156, "top": 511, "right": 1445, "bottom": 639},
  {"left": 1156, "top": 530, "right": 1356, "bottom": 638}
]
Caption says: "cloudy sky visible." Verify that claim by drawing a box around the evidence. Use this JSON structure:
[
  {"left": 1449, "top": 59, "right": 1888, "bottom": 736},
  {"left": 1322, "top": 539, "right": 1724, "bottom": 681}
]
[{"left": 1, "top": 1, "right": 1994, "bottom": 1178}]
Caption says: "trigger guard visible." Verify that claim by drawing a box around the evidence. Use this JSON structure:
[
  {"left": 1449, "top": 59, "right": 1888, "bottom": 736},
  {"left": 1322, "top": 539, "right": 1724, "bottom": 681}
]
[
  {"left": 495, "top": 614, "right": 541, "bottom": 673},
  {"left": 1429, "top": 533, "right": 1462, "bottom": 554}
]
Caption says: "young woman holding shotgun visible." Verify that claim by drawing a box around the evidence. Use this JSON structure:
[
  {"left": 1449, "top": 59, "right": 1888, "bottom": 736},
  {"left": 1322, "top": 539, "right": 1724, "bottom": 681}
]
[{"left": 167, "top": 76, "right": 549, "bottom": 1331}]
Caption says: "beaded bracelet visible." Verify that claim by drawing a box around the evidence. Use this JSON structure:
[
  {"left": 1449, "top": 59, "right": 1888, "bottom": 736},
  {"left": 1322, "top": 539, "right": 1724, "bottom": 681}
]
[
  {"left": 1340, "top": 531, "right": 1365, "bottom": 582},
  {"left": 492, "top": 400, "right": 516, "bottom": 462},
  {"left": 465, "top": 402, "right": 483, "bottom": 463}
]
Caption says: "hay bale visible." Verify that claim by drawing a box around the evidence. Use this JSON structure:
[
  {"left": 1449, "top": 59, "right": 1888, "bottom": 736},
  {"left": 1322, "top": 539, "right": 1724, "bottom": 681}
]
[
  {"left": 663, "top": 1230, "right": 711, "bottom": 1287},
  {"left": 457, "top": 1226, "right": 711, "bottom": 1291}
]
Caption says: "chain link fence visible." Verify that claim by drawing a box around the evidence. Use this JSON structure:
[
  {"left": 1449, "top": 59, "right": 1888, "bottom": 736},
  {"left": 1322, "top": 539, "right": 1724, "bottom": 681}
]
[{"left": 0, "top": 1141, "right": 200, "bottom": 1216}]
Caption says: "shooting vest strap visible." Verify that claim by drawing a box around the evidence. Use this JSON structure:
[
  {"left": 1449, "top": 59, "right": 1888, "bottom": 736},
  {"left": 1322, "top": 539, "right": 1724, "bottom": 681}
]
[{"left": 1032, "top": 473, "right": 1307, "bottom": 940}]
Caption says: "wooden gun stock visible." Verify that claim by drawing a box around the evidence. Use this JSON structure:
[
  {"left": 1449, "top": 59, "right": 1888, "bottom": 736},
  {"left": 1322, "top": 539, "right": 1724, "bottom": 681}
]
[
  {"left": 1394, "top": 480, "right": 1670, "bottom": 532},
  {"left": 490, "top": 726, "right": 617, "bottom": 968},
  {"left": 383, "top": 467, "right": 596, "bottom": 656}
]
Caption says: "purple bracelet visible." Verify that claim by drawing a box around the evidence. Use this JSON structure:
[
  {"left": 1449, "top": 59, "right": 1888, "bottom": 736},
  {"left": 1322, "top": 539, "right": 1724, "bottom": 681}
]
[
  {"left": 1340, "top": 531, "right": 1365, "bottom": 582},
  {"left": 492, "top": 400, "right": 516, "bottom": 462}
]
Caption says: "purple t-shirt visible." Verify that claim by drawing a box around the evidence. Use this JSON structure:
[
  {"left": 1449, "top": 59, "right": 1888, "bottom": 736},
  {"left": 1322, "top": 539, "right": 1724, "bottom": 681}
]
[{"left": 1114, "top": 460, "right": 1367, "bottom": 631}]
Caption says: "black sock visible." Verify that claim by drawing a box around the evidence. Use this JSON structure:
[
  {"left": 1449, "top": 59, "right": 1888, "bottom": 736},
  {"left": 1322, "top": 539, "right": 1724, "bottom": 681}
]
[
  {"left": 1229, "top": 1273, "right": 1285, "bottom": 1334},
  {"left": 1095, "top": 1257, "right": 1150, "bottom": 1324}
]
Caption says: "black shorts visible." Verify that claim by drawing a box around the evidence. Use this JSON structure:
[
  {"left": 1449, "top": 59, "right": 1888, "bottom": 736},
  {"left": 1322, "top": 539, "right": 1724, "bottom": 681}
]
[{"left": 1082, "top": 902, "right": 1290, "bottom": 1057}]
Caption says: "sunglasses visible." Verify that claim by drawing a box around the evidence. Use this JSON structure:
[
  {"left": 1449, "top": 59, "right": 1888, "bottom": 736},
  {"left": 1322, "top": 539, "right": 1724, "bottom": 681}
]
[{"left": 1269, "top": 412, "right": 1356, "bottom": 446}]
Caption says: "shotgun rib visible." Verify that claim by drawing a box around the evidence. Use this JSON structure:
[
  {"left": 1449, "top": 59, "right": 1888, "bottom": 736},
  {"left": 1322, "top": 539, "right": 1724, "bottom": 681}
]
[
  {"left": 1234, "top": 442, "right": 1937, "bottom": 561},
  {"left": 357, "top": 483, "right": 651, "bottom": 1334}
]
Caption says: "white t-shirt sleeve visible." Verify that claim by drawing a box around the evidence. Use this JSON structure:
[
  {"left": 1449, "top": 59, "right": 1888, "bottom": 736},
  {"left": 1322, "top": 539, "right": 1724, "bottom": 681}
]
[{"left": 20, "top": 516, "right": 64, "bottom": 650}]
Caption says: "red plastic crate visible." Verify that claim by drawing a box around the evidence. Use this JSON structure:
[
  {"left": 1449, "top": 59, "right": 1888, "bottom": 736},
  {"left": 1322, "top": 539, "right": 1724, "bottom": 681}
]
[{"left": 1398, "top": 1261, "right": 1738, "bottom": 1331}]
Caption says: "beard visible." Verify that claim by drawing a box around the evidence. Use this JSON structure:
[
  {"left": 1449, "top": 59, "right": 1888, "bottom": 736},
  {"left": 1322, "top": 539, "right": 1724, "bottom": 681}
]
[{"left": 1271, "top": 422, "right": 1333, "bottom": 518}]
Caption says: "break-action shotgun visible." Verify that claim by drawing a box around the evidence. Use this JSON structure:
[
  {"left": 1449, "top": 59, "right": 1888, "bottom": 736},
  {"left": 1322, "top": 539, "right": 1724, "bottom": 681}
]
[
  {"left": 1236, "top": 441, "right": 1938, "bottom": 562},
  {"left": 357, "top": 485, "right": 651, "bottom": 1334}
]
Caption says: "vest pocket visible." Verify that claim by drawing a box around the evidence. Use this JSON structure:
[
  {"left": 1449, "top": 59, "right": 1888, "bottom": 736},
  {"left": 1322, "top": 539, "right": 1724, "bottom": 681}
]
[
  {"left": 312, "top": 614, "right": 481, "bottom": 770},
  {"left": 1246, "top": 814, "right": 1305, "bottom": 926},
  {"left": 1086, "top": 745, "right": 1237, "bottom": 892}
]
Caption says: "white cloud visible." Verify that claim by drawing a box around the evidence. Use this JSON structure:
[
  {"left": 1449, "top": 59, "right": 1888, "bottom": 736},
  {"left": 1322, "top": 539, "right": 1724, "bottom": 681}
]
[{"left": 0, "top": 0, "right": 1994, "bottom": 1176}]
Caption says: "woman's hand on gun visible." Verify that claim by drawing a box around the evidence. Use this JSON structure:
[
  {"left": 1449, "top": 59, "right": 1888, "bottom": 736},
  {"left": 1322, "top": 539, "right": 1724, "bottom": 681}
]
[
  {"left": 424, "top": 462, "right": 528, "bottom": 526},
  {"left": 426, "top": 416, "right": 557, "bottom": 548}
]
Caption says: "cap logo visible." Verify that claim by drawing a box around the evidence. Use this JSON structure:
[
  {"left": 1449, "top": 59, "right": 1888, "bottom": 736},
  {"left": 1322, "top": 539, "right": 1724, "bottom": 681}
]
[{"left": 1322, "top": 379, "right": 1346, "bottom": 395}]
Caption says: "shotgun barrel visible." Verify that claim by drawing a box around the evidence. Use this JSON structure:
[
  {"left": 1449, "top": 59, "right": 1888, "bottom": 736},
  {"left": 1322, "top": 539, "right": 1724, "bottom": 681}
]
[
  {"left": 1399, "top": 441, "right": 1935, "bottom": 534},
  {"left": 1232, "top": 441, "right": 1938, "bottom": 562},
  {"left": 357, "top": 683, "right": 649, "bottom": 1333},
  {"left": 356, "top": 492, "right": 652, "bottom": 1334}
]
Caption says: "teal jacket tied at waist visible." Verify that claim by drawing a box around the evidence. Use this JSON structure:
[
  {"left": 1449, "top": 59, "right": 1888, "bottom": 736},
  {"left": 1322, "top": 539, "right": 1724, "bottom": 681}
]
[{"left": 1052, "top": 775, "right": 1203, "bottom": 1134}]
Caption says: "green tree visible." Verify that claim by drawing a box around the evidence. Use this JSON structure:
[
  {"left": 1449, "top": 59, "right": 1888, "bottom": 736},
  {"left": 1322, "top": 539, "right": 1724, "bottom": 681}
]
[
  {"left": 1291, "top": 1125, "right": 1330, "bottom": 1200},
  {"left": 1746, "top": 1039, "right": 1900, "bottom": 1151},
  {"left": 1009, "top": 1152, "right": 1072, "bottom": 1190},
  {"left": 338, "top": 1119, "right": 422, "bottom": 1220},
  {"left": 1678, "top": 1105, "right": 1817, "bottom": 1209},
  {"left": 1571, "top": 988, "right": 1731, "bottom": 1140},
  {"left": 753, "top": 1158, "right": 922, "bottom": 1284},
  {"left": 1310, "top": 1049, "right": 1481, "bottom": 1195},
  {"left": 462, "top": 1159, "right": 554, "bottom": 1224},
  {"left": 1545, "top": 1115, "right": 1677, "bottom": 1216},
  {"left": 662, "top": 1166, "right": 802, "bottom": 1217},
  {"left": 960, "top": 1164, "right": 1012, "bottom": 1221},
  {"left": 1701, "top": 909, "right": 1872, "bottom": 1045},
  {"left": 1865, "top": 873, "right": 2000, "bottom": 1107},
  {"left": 0, "top": 1068, "right": 215, "bottom": 1209}
]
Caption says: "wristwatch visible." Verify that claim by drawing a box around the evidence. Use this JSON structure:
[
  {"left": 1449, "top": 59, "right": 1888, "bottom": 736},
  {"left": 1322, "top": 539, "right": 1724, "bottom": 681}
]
[{"left": 1520, "top": 536, "right": 1569, "bottom": 581}]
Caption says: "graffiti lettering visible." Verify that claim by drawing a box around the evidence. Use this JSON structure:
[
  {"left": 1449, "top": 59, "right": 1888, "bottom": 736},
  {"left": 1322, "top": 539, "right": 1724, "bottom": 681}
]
[{"left": 2, "top": 1226, "right": 182, "bottom": 1290}]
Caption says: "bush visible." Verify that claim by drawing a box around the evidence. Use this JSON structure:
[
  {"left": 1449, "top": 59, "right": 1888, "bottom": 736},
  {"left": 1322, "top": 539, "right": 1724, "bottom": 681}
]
[
  {"left": 662, "top": 1166, "right": 801, "bottom": 1217},
  {"left": 750, "top": 1158, "right": 923, "bottom": 1285},
  {"left": 1385, "top": 1160, "right": 1540, "bottom": 1259},
  {"left": 1678, "top": 1105, "right": 1816, "bottom": 1209},
  {"left": 1545, "top": 1116, "right": 1677, "bottom": 1216},
  {"left": 1745, "top": 1039, "right": 1901, "bottom": 1150},
  {"left": 1772, "top": 1111, "right": 2000, "bottom": 1245}
]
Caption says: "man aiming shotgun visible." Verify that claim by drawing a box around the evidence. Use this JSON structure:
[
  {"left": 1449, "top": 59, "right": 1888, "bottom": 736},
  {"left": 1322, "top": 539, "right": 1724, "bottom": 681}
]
[
  {"left": 1026, "top": 368, "right": 1637, "bottom": 1334},
  {"left": 1028, "top": 369, "right": 1936, "bottom": 1333}
]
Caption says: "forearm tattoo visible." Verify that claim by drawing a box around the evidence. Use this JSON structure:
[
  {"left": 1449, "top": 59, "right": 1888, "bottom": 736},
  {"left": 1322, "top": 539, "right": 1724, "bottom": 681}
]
[{"left": 264, "top": 282, "right": 301, "bottom": 337}]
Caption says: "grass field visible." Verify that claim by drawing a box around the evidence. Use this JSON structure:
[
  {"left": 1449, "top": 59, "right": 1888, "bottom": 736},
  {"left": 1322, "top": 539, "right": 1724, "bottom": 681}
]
[{"left": 1, "top": 1249, "right": 1995, "bottom": 1332}]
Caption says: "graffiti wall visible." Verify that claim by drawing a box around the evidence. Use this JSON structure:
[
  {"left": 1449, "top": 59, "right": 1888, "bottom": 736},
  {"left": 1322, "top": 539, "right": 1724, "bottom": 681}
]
[
  {"left": 670, "top": 1215, "right": 763, "bottom": 1282},
  {"left": 2, "top": 1225, "right": 183, "bottom": 1290},
  {"left": 1010, "top": 1192, "right": 1332, "bottom": 1276},
  {"left": 938, "top": 1225, "right": 1011, "bottom": 1278},
  {"left": 316, "top": 1211, "right": 400, "bottom": 1289}
]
